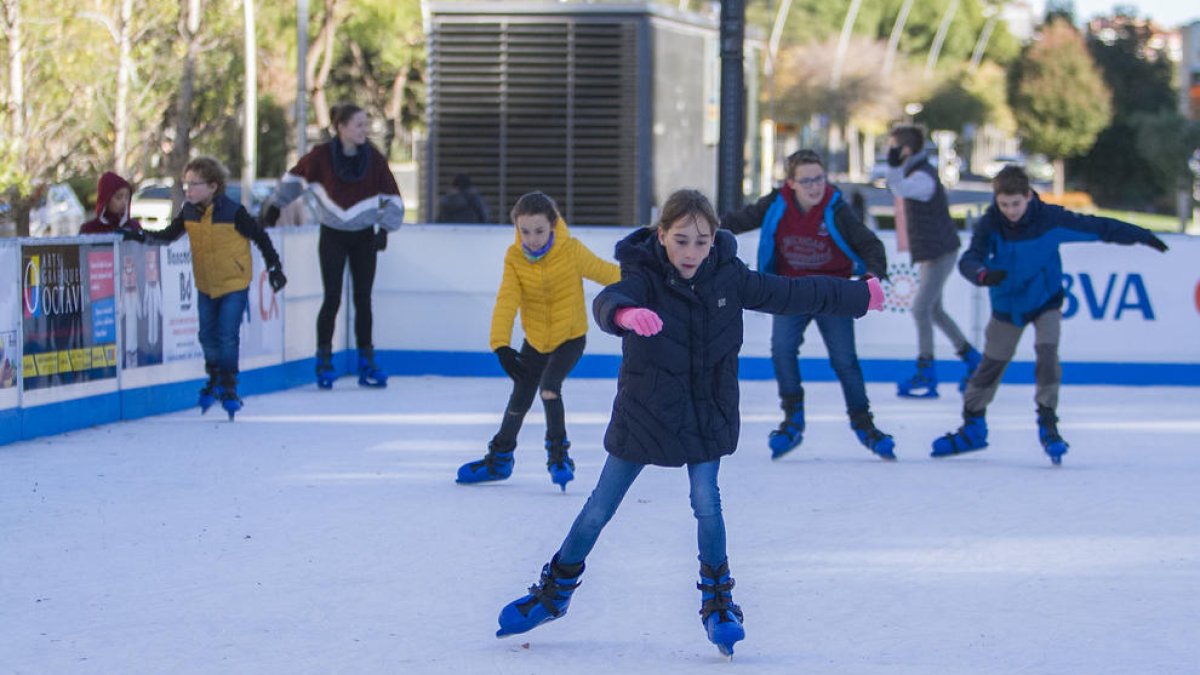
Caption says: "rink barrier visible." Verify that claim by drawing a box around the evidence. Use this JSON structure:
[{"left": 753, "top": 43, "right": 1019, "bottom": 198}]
[{"left": 2, "top": 225, "right": 1197, "bottom": 446}]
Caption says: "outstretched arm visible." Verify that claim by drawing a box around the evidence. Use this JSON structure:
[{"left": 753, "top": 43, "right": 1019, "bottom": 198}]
[{"left": 739, "top": 260, "right": 869, "bottom": 317}]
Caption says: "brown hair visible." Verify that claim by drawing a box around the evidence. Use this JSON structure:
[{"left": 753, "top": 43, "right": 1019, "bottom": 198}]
[
  {"left": 785, "top": 149, "right": 824, "bottom": 181},
  {"left": 656, "top": 189, "right": 718, "bottom": 236},
  {"left": 890, "top": 125, "right": 926, "bottom": 153},
  {"left": 330, "top": 103, "right": 366, "bottom": 132},
  {"left": 184, "top": 156, "right": 228, "bottom": 195},
  {"left": 993, "top": 165, "right": 1031, "bottom": 196},
  {"left": 510, "top": 190, "right": 561, "bottom": 225}
]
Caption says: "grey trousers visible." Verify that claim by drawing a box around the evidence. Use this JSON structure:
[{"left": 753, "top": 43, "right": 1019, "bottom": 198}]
[
  {"left": 912, "top": 250, "right": 970, "bottom": 358},
  {"left": 963, "top": 309, "right": 1062, "bottom": 414}
]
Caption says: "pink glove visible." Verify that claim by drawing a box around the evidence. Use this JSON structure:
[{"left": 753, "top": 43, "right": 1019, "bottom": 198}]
[
  {"left": 614, "top": 307, "right": 663, "bottom": 337},
  {"left": 866, "top": 277, "right": 885, "bottom": 312}
]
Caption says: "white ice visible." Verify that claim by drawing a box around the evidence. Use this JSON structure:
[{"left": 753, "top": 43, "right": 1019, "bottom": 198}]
[{"left": 2, "top": 377, "right": 1198, "bottom": 674}]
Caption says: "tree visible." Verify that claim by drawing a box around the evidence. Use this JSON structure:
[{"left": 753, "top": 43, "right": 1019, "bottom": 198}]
[
  {"left": 1072, "top": 11, "right": 1178, "bottom": 210},
  {"left": 1010, "top": 18, "right": 1111, "bottom": 195}
]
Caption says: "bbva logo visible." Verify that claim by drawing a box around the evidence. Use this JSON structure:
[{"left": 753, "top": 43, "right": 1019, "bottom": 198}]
[{"left": 1062, "top": 272, "right": 1154, "bottom": 320}]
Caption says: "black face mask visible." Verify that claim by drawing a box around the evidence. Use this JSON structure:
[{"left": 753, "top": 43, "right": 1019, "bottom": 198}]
[{"left": 886, "top": 146, "right": 904, "bottom": 168}]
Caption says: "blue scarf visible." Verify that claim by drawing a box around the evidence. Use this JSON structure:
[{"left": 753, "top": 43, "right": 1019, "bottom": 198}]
[
  {"left": 331, "top": 138, "right": 369, "bottom": 183},
  {"left": 523, "top": 231, "right": 555, "bottom": 262}
]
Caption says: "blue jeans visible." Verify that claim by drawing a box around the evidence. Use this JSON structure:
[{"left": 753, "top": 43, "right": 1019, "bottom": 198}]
[
  {"left": 557, "top": 454, "right": 727, "bottom": 567},
  {"left": 197, "top": 288, "right": 249, "bottom": 374},
  {"left": 771, "top": 313, "right": 869, "bottom": 415}
]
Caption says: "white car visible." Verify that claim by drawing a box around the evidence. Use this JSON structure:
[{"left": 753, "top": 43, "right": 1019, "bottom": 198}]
[{"left": 29, "top": 183, "right": 87, "bottom": 237}]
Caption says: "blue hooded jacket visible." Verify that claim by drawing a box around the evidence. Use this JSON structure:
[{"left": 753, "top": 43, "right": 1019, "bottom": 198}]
[{"left": 959, "top": 193, "right": 1159, "bottom": 326}]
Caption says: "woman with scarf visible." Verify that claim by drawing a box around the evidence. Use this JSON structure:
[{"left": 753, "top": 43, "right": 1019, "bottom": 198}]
[
  {"left": 455, "top": 191, "right": 619, "bottom": 491},
  {"left": 261, "top": 103, "right": 405, "bottom": 389}
]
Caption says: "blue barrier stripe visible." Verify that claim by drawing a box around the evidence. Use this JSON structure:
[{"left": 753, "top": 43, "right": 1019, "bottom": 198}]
[{"left": 5, "top": 350, "right": 1197, "bottom": 446}]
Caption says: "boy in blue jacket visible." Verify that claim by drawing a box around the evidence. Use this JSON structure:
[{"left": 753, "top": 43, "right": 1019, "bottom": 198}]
[
  {"left": 492, "top": 189, "right": 884, "bottom": 656},
  {"left": 722, "top": 149, "right": 895, "bottom": 460},
  {"left": 931, "top": 166, "right": 1168, "bottom": 464}
]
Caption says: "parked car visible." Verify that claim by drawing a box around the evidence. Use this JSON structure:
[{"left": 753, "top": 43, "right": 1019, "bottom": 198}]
[
  {"left": 981, "top": 153, "right": 1054, "bottom": 185},
  {"left": 29, "top": 183, "right": 87, "bottom": 237},
  {"left": 132, "top": 179, "right": 274, "bottom": 231}
]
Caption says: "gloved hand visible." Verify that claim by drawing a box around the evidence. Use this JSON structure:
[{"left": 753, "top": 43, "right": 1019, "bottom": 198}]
[
  {"left": 866, "top": 277, "right": 885, "bottom": 311},
  {"left": 259, "top": 203, "right": 281, "bottom": 228},
  {"left": 886, "top": 146, "right": 904, "bottom": 168},
  {"left": 1145, "top": 234, "right": 1168, "bottom": 253},
  {"left": 976, "top": 268, "right": 1007, "bottom": 286},
  {"left": 268, "top": 264, "right": 288, "bottom": 292},
  {"left": 495, "top": 346, "right": 524, "bottom": 381},
  {"left": 118, "top": 226, "right": 146, "bottom": 243},
  {"left": 374, "top": 228, "right": 388, "bottom": 251},
  {"left": 614, "top": 307, "right": 663, "bottom": 337}
]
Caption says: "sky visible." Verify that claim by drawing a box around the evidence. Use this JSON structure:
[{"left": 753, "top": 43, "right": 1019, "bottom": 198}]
[
  {"left": 2, "top": 376, "right": 1198, "bottom": 673},
  {"left": 1060, "top": 0, "right": 1199, "bottom": 27}
]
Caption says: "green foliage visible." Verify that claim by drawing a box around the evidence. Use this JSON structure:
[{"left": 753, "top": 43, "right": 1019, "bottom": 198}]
[
  {"left": 1010, "top": 19, "right": 1111, "bottom": 162},
  {"left": 1072, "top": 14, "right": 1179, "bottom": 209},
  {"left": 1131, "top": 110, "right": 1200, "bottom": 195}
]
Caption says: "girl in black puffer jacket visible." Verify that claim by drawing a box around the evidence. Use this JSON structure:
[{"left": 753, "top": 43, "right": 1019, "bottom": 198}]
[{"left": 494, "top": 189, "right": 884, "bottom": 656}]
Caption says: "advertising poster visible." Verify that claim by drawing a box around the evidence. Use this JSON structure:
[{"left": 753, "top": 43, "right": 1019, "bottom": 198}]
[
  {"left": 0, "top": 245, "right": 19, "bottom": 394},
  {"left": 119, "top": 242, "right": 165, "bottom": 368},
  {"left": 21, "top": 243, "right": 117, "bottom": 390},
  {"left": 240, "top": 231, "right": 285, "bottom": 359},
  {"left": 159, "top": 238, "right": 202, "bottom": 362}
]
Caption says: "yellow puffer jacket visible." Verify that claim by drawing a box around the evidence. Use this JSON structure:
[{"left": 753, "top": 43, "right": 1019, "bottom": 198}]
[
  {"left": 490, "top": 217, "right": 620, "bottom": 353},
  {"left": 184, "top": 199, "right": 253, "bottom": 298}
]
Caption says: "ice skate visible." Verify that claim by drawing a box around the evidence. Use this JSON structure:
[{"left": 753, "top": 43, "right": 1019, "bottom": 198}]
[
  {"left": 897, "top": 356, "right": 938, "bottom": 398},
  {"left": 698, "top": 560, "right": 744, "bottom": 657},
  {"left": 1037, "top": 406, "right": 1069, "bottom": 465},
  {"left": 456, "top": 440, "right": 515, "bottom": 484},
  {"left": 545, "top": 437, "right": 574, "bottom": 491},
  {"left": 496, "top": 555, "right": 584, "bottom": 637},
  {"left": 357, "top": 347, "right": 387, "bottom": 388},
  {"left": 958, "top": 345, "right": 982, "bottom": 393},
  {"left": 851, "top": 411, "right": 896, "bottom": 460},
  {"left": 931, "top": 412, "right": 988, "bottom": 457},
  {"left": 315, "top": 348, "right": 335, "bottom": 389},
  {"left": 768, "top": 395, "right": 805, "bottom": 459}
]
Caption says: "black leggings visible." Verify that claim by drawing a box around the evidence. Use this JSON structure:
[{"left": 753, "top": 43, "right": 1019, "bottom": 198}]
[
  {"left": 493, "top": 336, "right": 586, "bottom": 449},
  {"left": 317, "top": 225, "right": 377, "bottom": 350}
]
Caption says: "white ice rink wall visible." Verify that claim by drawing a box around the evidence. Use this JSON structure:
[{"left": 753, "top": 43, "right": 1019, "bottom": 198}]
[{"left": 2, "top": 225, "right": 1198, "bottom": 444}]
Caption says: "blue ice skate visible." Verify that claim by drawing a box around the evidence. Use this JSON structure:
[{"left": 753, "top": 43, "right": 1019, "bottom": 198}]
[
  {"left": 496, "top": 555, "right": 584, "bottom": 637},
  {"left": 315, "top": 348, "right": 335, "bottom": 390},
  {"left": 897, "top": 357, "right": 938, "bottom": 398},
  {"left": 456, "top": 441, "right": 514, "bottom": 484},
  {"left": 698, "top": 560, "right": 744, "bottom": 657},
  {"left": 931, "top": 413, "right": 988, "bottom": 457},
  {"left": 851, "top": 412, "right": 896, "bottom": 460},
  {"left": 198, "top": 364, "right": 221, "bottom": 414},
  {"left": 545, "top": 438, "right": 575, "bottom": 491},
  {"left": 768, "top": 396, "right": 805, "bottom": 459},
  {"left": 219, "top": 372, "right": 241, "bottom": 421},
  {"left": 1037, "top": 407, "right": 1069, "bottom": 466},
  {"left": 958, "top": 346, "right": 982, "bottom": 393},
  {"left": 357, "top": 347, "right": 387, "bottom": 388}
]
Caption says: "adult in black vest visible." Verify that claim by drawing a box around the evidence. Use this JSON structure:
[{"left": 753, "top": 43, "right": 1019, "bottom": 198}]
[{"left": 885, "top": 125, "right": 981, "bottom": 398}]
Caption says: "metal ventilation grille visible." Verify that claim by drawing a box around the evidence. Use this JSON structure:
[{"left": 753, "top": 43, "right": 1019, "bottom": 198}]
[{"left": 430, "top": 17, "right": 639, "bottom": 225}]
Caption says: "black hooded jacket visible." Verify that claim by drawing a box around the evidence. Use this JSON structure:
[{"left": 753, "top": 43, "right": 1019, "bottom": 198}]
[{"left": 593, "top": 227, "right": 869, "bottom": 466}]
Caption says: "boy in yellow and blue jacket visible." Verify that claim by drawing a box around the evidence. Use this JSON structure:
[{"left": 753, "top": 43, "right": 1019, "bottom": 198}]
[{"left": 456, "top": 191, "right": 619, "bottom": 490}]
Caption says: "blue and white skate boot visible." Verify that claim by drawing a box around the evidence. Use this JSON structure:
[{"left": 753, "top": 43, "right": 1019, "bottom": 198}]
[
  {"left": 315, "top": 348, "right": 335, "bottom": 390},
  {"left": 958, "top": 346, "right": 982, "bottom": 392},
  {"left": 357, "top": 347, "right": 387, "bottom": 388},
  {"left": 545, "top": 438, "right": 575, "bottom": 491},
  {"left": 219, "top": 372, "right": 242, "bottom": 421},
  {"left": 1037, "top": 406, "right": 1069, "bottom": 465},
  {"left": 850, "top": 411, "right": 896, "bottom": 460},
  {"left": 198, "top": 363, "right": 220, "bottom": 414},
  {"left": 931, "top": 412, "right": 988, "bottom": 457},
  {"left": 496, "top": 555, "right": 584, "bottom": 637},
  {"left": 456, "top": 441, "right": 515, "bottom": 484},
  {"left": 768, "top": 395, "right": 805, "bottom": 459},
  {"left": 897, "top": 357, "right": 938, "bottom": 398},
  {"left": 698, "top": 560, "right": 744, "bottom": 658}
]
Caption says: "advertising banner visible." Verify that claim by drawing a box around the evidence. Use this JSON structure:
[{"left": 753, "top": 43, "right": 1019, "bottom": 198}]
[
  {"left": 21, "top": 243, "right": 118, "bottom": 390},
  {"left": 158, "top": 238, "right": 203, "bottom": 362},
  {"left": 240, "top": 231, "right": 284, "bottom": 359},
  {"left": 119, "top": 241, "right": 166, "bottom": 368},
  {"left": 0, "top": 244, "right": 19, "bottom": 399}
]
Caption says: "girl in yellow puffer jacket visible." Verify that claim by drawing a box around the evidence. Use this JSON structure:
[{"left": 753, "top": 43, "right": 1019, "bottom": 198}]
[{"left": 456, "top": 191, "right": 620, "bottom": 490}]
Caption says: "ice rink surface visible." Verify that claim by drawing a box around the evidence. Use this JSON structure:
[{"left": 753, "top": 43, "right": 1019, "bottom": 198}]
[{"left": 2, "top": 376, "right": 1198, "bottom": 674}]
